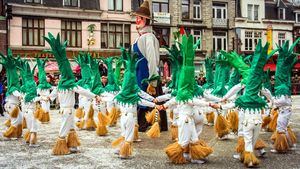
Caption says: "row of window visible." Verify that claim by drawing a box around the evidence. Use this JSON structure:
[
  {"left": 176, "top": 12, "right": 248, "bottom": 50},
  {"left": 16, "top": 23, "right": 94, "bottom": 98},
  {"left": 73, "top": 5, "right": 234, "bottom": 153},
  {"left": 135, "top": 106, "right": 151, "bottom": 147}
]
[
  {"left": 22, "top": 18, "right": 130, "bottom": 48},
  {"left": 244, "top": 31, "right": 286, "bottom": 51},
  {"left": 25, "top": 0, "right": 123, "bottom": 11}
]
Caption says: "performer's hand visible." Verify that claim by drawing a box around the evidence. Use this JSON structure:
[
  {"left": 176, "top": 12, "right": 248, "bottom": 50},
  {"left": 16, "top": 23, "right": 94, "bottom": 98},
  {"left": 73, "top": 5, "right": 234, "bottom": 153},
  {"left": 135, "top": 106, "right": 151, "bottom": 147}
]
[
  {"left": 95, "top": 96, "right": 101, "bottom": 103},
  {"left": 153, "top": 98, "right": 158, "bottom": 103},
  {"left": 210, "top": 103, "right": 221, "bottom": 109},
  {"left": 220, "top": 98, "right": 227, "bottom": 103}
]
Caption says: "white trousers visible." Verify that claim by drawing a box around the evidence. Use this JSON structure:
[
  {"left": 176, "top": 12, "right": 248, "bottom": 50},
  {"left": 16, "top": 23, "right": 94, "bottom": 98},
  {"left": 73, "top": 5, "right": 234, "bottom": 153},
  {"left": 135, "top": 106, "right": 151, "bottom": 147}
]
[
  {"left": 40, "top": 100, "right": 50, "bottom": 113},
  {"left": 24, "top": 108, "right": 39, "bottom": 133},
  {"left": 59, "top": 108, "right": 75, "bottom": 137},
  {"left": 276, "top": 108, "right": 292, "bottom": 133},
  {"left": 120, "top": 112, "right": 135, "bottom": 142},
  {"left": 238, "top": 110, "right": 245, "bottom": 136},
  {"left": 193, "top": 111, "right": 204, "bottom": 138},
  {"left": 178, "top": 114, "right": 198, "bottom": 147},
  {"left": 243, "top": 113, "right": 262, "bottom": 152}
]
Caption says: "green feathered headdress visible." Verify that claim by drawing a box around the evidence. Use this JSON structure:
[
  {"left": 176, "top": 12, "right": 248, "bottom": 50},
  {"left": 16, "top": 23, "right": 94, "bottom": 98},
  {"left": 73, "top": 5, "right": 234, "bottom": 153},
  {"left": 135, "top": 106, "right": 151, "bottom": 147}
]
[
  {"left": 221, "top": 51, "right": 250, "bottom": 85},
  {"left": 115, "top": 49, "right": 141, "bottom": 105},
  {"left": 235, "top": 40, "right": 276, "bottom": 110},
  {"left": 104, "top": 57, "right": 120, "bottom": 93},
  {"left": 0, "top": 49, "right": 21, "bottom": 96},
  {"left": 263, "top": 69, "right": 272, "bottom": 93},
  {"left": 176, "top": 35, "right": 196, "bottom": 102},
  {"left": 36, "top": 57, "right": 52, "bottom": 90},
  {"left": 274, "top": 39, "right": 300, "bottom": 97},
  {"left": 226, "top": 68, "right": 241, "bottom": 90},
  {"left": 202, "top": 58, "right": 214, "bottom": 89},
  {"left": 75, "top": 53, "right": 93, "bottom": 89},
  {"left": 17, "top": 59, "right": 37, "bottom": 103},
  {"left": 211, "top": 53, "right": 230, "bottom": 97},
  {"left": 89, "top": 55, "right": 105, "bottom": 95},
  {"left": 44, "top": 33, "right": 76, "bottom": 91}
]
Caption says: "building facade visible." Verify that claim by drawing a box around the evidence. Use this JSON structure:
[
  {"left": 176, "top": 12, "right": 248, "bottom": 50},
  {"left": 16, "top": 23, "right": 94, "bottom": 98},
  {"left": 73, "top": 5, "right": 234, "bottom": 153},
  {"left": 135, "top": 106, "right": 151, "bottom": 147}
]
[
  {"left": 235, "top": 0, "right": 294, "bottom": 56},
  {"left": 132, "top": 0, "right": 236, "bottom": 74},
  {"left": 6, "top": 0, "right": 133, "bottom": 58},
  {"left": 0, "top": 0, "right": 7, "bottom": 54}
]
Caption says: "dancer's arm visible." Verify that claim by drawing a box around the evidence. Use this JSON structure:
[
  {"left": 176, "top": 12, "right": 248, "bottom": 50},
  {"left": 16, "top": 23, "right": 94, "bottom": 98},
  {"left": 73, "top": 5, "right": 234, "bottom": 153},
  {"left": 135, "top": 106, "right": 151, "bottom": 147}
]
[
  {"left": 73, "top": 86, "right": 96, "bottom": 99},
  {"left": 155, "top": 93, "right": 172, "bottom": 102},
  {"left": 222, "top": 83, "right": 245, "bottom": 101},
  {"left": 191, "top": 97, "right": 210, "bottom": 107},
  {"left": 138, "top": 98, "right": 156, "bottom": 108},
  {"left": 138, "top": 90, "right": 155, "bottom": 101},
  {"left": 203, "top": 91, "right": 221, "bottom": 102}
]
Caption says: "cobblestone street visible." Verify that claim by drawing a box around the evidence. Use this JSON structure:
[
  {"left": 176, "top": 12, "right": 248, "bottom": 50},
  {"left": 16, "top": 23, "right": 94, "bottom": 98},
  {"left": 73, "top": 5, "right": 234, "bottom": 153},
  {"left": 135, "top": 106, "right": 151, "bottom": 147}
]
[{"left": 0, "top": 97, "right": 299, "bottom": 169}]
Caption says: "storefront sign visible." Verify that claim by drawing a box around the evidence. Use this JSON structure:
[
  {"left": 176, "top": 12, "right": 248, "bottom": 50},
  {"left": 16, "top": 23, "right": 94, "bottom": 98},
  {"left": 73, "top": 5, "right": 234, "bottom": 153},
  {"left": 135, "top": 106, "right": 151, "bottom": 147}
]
[{"left": 153, "top": 12, "right": 170, "bottom": 24}]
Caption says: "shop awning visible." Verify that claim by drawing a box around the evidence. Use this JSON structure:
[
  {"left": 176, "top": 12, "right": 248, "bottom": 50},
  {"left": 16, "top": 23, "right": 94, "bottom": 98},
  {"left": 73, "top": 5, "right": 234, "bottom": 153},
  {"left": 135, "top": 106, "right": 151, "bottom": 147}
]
[{"left": 264, "top": 63, "right": 300, "bottom": 71}]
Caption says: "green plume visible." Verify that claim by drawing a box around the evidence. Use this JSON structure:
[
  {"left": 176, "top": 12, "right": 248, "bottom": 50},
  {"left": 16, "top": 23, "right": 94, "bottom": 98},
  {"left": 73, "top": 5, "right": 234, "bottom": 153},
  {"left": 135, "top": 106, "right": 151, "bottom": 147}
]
[
  {"left": 36, "top": 57, "right": 52, "bottom": 90},
  {"left": 115, "top": 50, "right": 141, "bottom": 105},
  {"left": 211, "top": 53, "right": 230, "bottom": 97},
  {"left": 263, "top": 69, "right": 272, "bottom": 93},
  {"left": 89, "top": 56, "right": 105, "bottom": 95},
  {"left": 226, "top": 68, "right": 241, "bottom": 90},
  {"left": 104, "top": 57, "right": 120, "bottom": 92},
  {"left": 44, "top": 33, "right": 76, "bottom": 90},
  {"left": 274, "top": 39, "right": 300, "bottom": 96},
  {"left": 75, "top": 53, "right": 92, "bottom": 89},
  {"left": 202, "top": 58, "right": 214, "bottom": 89},
  {"left": 221, "top": 51, "right": 250, "bottom": 84},
  {"left": 0, "top": 49, "right": 21, "bottom": 95},
  {"left": 235, "top": 40, "right": 272, "bottom": 110},
  {"left": 176, "top": 35, "right": 195, "bottom": 102},
  {"left": 17, "top": 59, "right": 37, "bottom": 103}
]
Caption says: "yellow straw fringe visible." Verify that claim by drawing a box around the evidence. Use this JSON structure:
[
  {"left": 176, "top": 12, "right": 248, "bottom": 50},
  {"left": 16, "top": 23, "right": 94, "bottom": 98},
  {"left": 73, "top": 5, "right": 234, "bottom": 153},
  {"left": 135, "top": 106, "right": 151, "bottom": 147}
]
[
  {"left": 4, "top": 119, "right": 11, "bottom": 127},
  {"left": 214, "top": 114, "right": 230, "bottom": 138},
  {"left": 165, "top": 142, "right": 187, "bottom": 164},
  {"left": 30, "top": 132, "right": 37, "bottom": 144},
  {"left": 287, "top": 127, "right": 297, "bottom": 145},
  {"left": 22, "top": 118, "right": 27, "bottom": 129},
  {"left": 85, "top": 105, "right": 97, "bottom": 130},
  {"left": 66, "top": 129, "right": 81, "bottom": 147},
  {"left": 254, "top": 139, "right": 267, "bottom": 150},
  {"left": 112, "top": 136, "right": 125, "bottom": 148},
  {"left": 146, "top": 122, "right": 160, "bottom": 138},
  {"left": 147, "top": 84, "right": 156, "bottom": 96},
  {"left": 39, "top": 111, "right": 50, "bottom": 123},
  {"left": 241, "top": 151, "right": 260, "bottom": 167},
  {"left": 16, "top": 124, "right": 23, "bottom": 138},
  {"left": 3, "top": 125, "right": 18, "bottom": 138},
  {"left": 108, "top": 107, "right": 119, "bottom": 126},
  {"left": 170, "top": 111, "right": 174, "bottom": 120},
  {"left": 134, "top": 124, "right": 140, "bottom": 141},
  {"left": 76, "top": 120, "right": 85, "bottom": 129},
  {"left": 52, "top": 137, "right": 70, "bottom": 155},
  {"left": 170, "top": 124, "right": 178, "bottom": 141},
  {"left": 34, "top": 107, "right": 43, "bottom": 119},
  {"left": 268, "top": 109, "right": 278, "bottom": 132},
  {"left": 10, "top": 107, "right": 19, "bottom": 118},
  {"left": 262, "top": 115, "right": 271, "bottom": 129},
  {"left": 23, "top": 130, "right": 30, "bottom": 143},
  {"left": 206, "top": 112, "right": 215, "bottom": 124},
  {"left": 189, "top": 140, "right": 213, "bottom": 160},
  {"left": 75, "top": 108, "right": 85, "bottom": 119},
  {"left": 236, "top": 136, "right": 245, "bottom": 153},
  {"left": 96, "top": 112, "right": 109, "bottom": 136},
  {"left": 274, "top": 132, "right": 289, "bottom": 153},
  {"left": 119, "top": 141, "right": 132, "bottom": 158},
  {"left": 227, "top": 110, "right": 238, "bottom": 133}
]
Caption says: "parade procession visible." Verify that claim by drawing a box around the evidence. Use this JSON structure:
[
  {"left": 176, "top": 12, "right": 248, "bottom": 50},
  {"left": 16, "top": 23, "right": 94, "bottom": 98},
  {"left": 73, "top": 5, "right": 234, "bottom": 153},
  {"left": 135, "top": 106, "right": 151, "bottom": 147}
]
[{"left": 0, "top": 0, "right": 299, "bottom": 168}]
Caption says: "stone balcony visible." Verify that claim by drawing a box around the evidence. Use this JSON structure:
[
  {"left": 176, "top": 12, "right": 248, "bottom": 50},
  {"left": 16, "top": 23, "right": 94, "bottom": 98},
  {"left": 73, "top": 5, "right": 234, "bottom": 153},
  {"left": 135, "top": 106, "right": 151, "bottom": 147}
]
[{"left": 212, "top": 18, "right": 228, "bottom": 28}]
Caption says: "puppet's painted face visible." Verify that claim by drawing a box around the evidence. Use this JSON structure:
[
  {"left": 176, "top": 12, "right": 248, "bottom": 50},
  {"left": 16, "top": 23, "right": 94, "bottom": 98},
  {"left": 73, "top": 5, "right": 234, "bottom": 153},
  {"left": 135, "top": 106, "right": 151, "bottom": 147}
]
[{"left": 136, "top": 16, "right": 146, "bottom": 31}]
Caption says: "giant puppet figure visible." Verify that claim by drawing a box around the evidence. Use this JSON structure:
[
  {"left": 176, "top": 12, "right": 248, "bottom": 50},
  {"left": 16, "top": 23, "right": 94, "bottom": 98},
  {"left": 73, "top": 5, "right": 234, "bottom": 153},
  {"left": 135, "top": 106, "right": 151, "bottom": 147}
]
[{"left": 131, "top": 0, "right": 167, "bottom": 132}]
